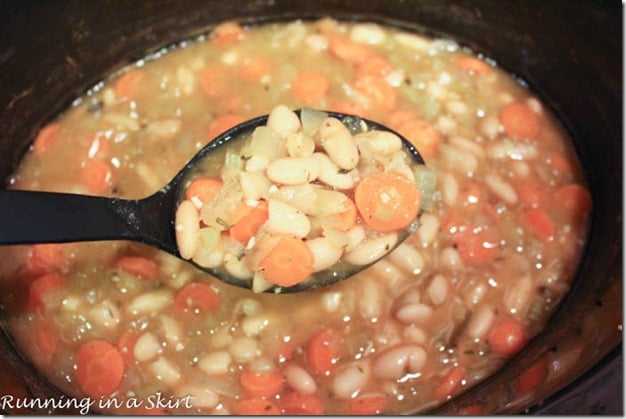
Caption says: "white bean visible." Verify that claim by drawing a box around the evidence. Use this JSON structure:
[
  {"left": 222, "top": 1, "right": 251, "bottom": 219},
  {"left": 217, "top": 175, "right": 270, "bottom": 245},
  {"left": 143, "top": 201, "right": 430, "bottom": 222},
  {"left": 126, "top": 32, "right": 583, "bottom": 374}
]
[
  {"left": 223, "top": 252, "right": 254, "bottom": 280},
  {"left": 306, "top": 237, "right": 343, "bottom": 272},
  {"left": 266, "top": 156, "right": 320, "bottom": 185},
  {"left": 199, "top": 351, "right": 232, "bottom": 376},
  {"left": 344, "top": 233, "right": 397, "bottom": 266},
  {"left": 149, "top": 356, "right": 181, "bottom": 385},
  {"left": 448, "top": 136, "right": 486, "bottom": 159},
  {"left": 332, "top": 362, "right": 371, "bottom": 399},
  {"left": 267, "top": 105, "right": 301, "bottom": 138},
  {"left": 88, "top": 300, "right": 120, "bottom": 330},
  {"left": 161, "top": 315, "right": 184, "bottom": 351},
  {"left": 504, "top": 275, "right": 534, "bottom": 316},
  {"left": 228, "top": 336, "right": 260, "bottom": 363},
  {"left": 313, "top": 152, "right": 355, "bottom": 190},
  {"left": 395, "top": 303, "right": 434, "bottom": 325},
  {"left": 175, "top": 384, "right": 219, "bottom": 409},
  {"left": 265, "top": 199, "right": 311, "bottom": 237},
  {"left": 403, "top": 326, "right": 427, "bottom": 345},
  {"left": 359, "top": 279, "right": 382, "bottom": 321},
  {"left": 466, "top": 305, "right": 496, "bottom": 340},
  {"left": 284, "top": 364, "right": 317, "bottom": 395},
  {"left": 175, "top": 199, "right": 199, "bottom": 260},
  {"left": 354, "top": 130, "right": 402, "bottom": 161},
  {"left": 441, "top": 173, "right": 459, "bottom": 207},
  {"left": 427, "top": 274, "right": 449, "bottom": 306},
  {"left": 387, "top": 243, "right": 424, "bottom": 275},
  {"left": 480, "top": 114, "right": 500, "bottom": 139},
  {"left": 350, "top": 23, "right": 386, "bottom": 45},
  {"left": 239, "top": 171, "right": 271, "bottom": 201},
  {"left": 344, "top": 225, "right": 365, "bottom": 253},
  {"left": 318, "top": 117, "right": 359, "bottom": 170},
  {"left": 286, "top": 132, "right": 315, "bottom": 157},
  {"left": 127, "top": 290, "right": 174, "bottom": 316},
  {"left": 372, "top": 344, "right": 427, "bottom": 380},
  {"left": 417, "top": 213, "right": 440, "bottom": 247},
  {"left": 439, "top": 246, "right": 463, "bottom": 270},
  {"left": 393, "top": 32, "right": 432, "bottom": 51},
  {"left": 321, "top": 291, "right": 343, "bottom": 313},
  {"left": 485, "top": 174, "right": 518, "bottom": 205},
  {"left": 241, "top": 315, "right": 270, "bottom": 336},
  {"left": 134, "top": 332, "right": 163, "bottom": 362}
]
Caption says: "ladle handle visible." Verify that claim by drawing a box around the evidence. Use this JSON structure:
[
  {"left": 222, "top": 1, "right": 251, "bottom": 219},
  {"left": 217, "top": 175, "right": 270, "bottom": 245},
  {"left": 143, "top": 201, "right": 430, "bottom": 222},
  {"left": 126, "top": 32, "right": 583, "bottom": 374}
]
[{"left": 0, "top": 189, "right": 142, "bottom": 245}]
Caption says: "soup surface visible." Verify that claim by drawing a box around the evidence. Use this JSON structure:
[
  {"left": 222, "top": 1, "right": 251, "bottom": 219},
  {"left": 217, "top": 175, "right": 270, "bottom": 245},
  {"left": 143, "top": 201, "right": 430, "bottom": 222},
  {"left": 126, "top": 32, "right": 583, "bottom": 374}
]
[{"left": 0, "top": 18, "right": 592, "bottom": 415}]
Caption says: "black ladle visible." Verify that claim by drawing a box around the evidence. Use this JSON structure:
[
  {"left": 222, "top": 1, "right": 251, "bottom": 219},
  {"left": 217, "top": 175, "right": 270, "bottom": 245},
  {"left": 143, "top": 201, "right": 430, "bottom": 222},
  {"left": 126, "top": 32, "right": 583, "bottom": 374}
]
[{"left": 0, "top": 110, "right": 425, "bottom": 293}]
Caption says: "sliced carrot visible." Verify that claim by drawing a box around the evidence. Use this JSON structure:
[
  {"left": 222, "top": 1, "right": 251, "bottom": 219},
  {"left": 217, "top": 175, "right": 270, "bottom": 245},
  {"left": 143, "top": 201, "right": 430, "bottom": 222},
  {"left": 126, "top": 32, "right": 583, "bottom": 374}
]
[
  {"left": 35, "top": 324, "right": 58, "bottom": 356},
  {"left": 354, "top": 75, "right": 397, "bottom": 112},
  {"left": 488, "top": 317, "right": 528, "bottom": 357},
  {"left": 28, "top": 273, "right": 66, "bottom": 311},
  {"left": 345, "top": 394, "right": 386, "bottom": 415},
  {"left": 546, "top": 151, "right": 574, "bottom": 176},
  {"left": 516, "top": 179, "right": 549, "bottom": 209},
  {"left": 233, "top": 398, "right": 281, "bottom": 415},
  {"left": 113, "top": 69, "right": 144, "bottom": 101},
  {"left": 520, "top": 209, "right": 555, "bottom": 241},
  {"left": 208, "top": 114, "right": 246, "bottom": 141},
  {"left": 198, "top": 64, "right": 229, "bottom": 98},
  {"left": 453, "top": 228, "right": 499, "bottom": 265},
  {"left": 115, "top": 256, "right": 159, "bottom": 280},
  {"left": 434, "top": 366, "right": 465, "bottom": 401},
  {"left": 276, "top": 340, "right": 295, "bottom": 363},
  {"left": 80, "top": 159, "right": 113, "bottom": 195},
  {"left": 385, "top": 109, "right": 418, "bottom": 128},
  {"left": 514, "top": 356, "right": 549, "bottom": 395},
  {"left": 499, "top": 102, "right": 540, "bottom": 140},
  {"left": 305, "top": 327, "right": 344, "bottom": 376},
  {"left": 239, "top": 369, "right": 285, "bottom": 398},
  {"left": 356, "top": 54, "right": 392, "bottom": 77},
  {"left": 75, "top": 339, "right": 125, "bottom": 399},
  {"left": 392, "top": 116, "right": 441, "bottom": 159},
  {"left": 26, "top": 243, "right": 65, "bottom": 276},
  {"left": 238, "top": 55, "right": 272, "bottom": 83},
  {"left": 554, "top": 183, "right": 592, "bottom": 222},
  {"left": 354, "top": 171, "right": 421, "bottom": 233},
  {"left": 33, "top": 123, "right": 61, "bottom": 156},
  {"left": 291, "top": 71, "right": 330, "bottom": 104},
  {"left": 454, "top": 56, "right": 491, "bottom": 75},
  {"left": 335, "top": 197, "right": 357, "bottom": 232},
  {"left": 329, "top": 100, "right": 368, "bottom": 118},
  {"left": 174, "top": 281, "right": 220, "bottom": 314},
  {"left": 229, "top": 201, "right": 269, "bottom": 243},
  {"left": 185, "top": 177, "right": 223, "bottom": 207},
  {"left": 210, "top": 21, "right": 245, "bottom": 45},
  {"left": 328, "top": 35, "right": 372, "bottom": 64},
  {"left": 117, "top": 330, "right": 139, "bottom": 366},
  {"left": 281, "top": 392, "right": 325, "bottom": 415},
  {"left": 258, "top": 235, "right": 314, "bottom": 287}
]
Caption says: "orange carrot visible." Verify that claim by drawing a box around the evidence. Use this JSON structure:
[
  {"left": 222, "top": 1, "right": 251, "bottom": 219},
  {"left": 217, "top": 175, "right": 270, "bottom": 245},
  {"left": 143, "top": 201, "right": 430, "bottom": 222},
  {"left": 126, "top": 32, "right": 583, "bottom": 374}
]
[
  {"left": 354, "top": 75, "right": 397, "bottom": 112},
  {"left": 514, "top": 356, "right": 549, "bottom": 395},
  {"left": 198, "top": 64, "right": 229, "bottom": 98},
  {"left": 33, "top": 123, "right": 61, "bottom": 156},
  {"left": 499, "top": 102, "right": 540, "bottom": 140},
  {"left": 239, "top": 369, "right": 285, "bottom": 398},
  {"left": 554, "top": 183, "right": 592, "bottom": 222},
  {"left": 258, "top": 235, "right": 314, "bottom": 287},
  {"left": 356, "top": 54, "right": 392, "bottom": 77},
  {"left": 546, "top": 151, "right": 574, "bottom": 176},
  {"left": 210, "top": 21, "right": 245, "bottom": 45},
  {"left": 334, "top": 197, "right": 357, "bottom": 232},
  {"left": 392, "top": 116, "right": 441, "bottom": 159},
  {"left": 174, "top": 282, "right": 220, "bottom": 314},
  {"left": 238, "top": 55, "right": 272, "bottom": 83},
  {"left": 516, "top": 179, "right": 548, "bottom": 209},
  {"left": 75, "top": 339, "right": 125, "bottom": 399},
  {"left": 291, "top": 71, "right": 330, "bottom": 104},
  {"left": 328, "top": 35, "right": 372, "bottom": 64},
  {"left": 28, "top": 273, "right": 66, "bottom": 311},
  {"left": 454, "top": 228, "right": 499, "bottom": 265},
  {"left": 185, "top": 177, "right": 223, "bottom": 206},
  {"left": 345, "top": 394, "right": 386, "bottom": 415},
  {"left": 305, "top": 327, "right": 344, "bottom": 376},
  {"left": 233, "top": 398, "right": 281, "bottom": 415},
  {"left": 26, "top": 243, "right": 65, "bottom": 276},
  {"left": 276, "top": 340, "right": 295, "bottom": 363},
  {"left": 354, "top": 171, "right": 421, "bottom": 233},
  {"left": 488, "top": 317, "right": 528, "bottom": 357},
  {"left": 80, "top": 159, "right": 113, "bottom": 195},
  {"left": 454, "top": 56, "right": 491, "bottom": 75},
  {"left": 117, "top": 330, "right": 139, "bottom": 366},
  {"left": 434, "top": 366, "right": 465, "bottom": 401},
  {"left": 115, "top": 256, "right": 159, "bottom": 280},
  {"left": 520, "top": 209, "right": 555, "bottom": 241},
  {"left": 113, "top": 69, "right": 144, "bottom": 101},
  {"left": 229, "top": 201, "right": 269, "bottom": 243},
  {"left": 208, "top": 114, "right": 246, "bottom": 141},
  {"left": 281, "top": 392, "right": 325, "bottom": 415},
  {"left": 35, "top": 324, "right": 58, "bottom": 356}
]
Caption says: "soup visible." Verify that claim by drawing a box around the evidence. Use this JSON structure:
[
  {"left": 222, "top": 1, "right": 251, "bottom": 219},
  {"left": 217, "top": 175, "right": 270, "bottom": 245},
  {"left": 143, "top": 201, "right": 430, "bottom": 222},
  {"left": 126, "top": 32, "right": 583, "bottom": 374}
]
[{"left": 0, "top": 18, "right": 591, "bottom": 415}]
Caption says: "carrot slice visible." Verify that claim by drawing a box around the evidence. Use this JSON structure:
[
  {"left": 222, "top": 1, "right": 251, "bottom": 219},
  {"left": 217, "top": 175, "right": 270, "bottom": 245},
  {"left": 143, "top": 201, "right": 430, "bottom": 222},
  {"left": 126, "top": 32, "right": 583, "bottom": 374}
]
[
  {"left": 328, "top": 35, "right": 372, "bottom": 64},
  {"left": 305, "top": 327, "right": 344, "bottom": 375},
  {"left": 354, "top": 171, "right": 421, "bottom": 232},
  {"left": 453, "top": 228, "right": 499, "bottom": 265},
  {"left": 516, "top": 179, "right": 549, "bottom": 209},
  {"left": 26, "top": 243, "right": 65, "bottom": 276},
  {"left": 35, "top": 324, "right": 58, "bottom": 356},
  {"left": 33, "top": 123, "right": 61, "bottom": 156},
  {"left": 238, "top": 55, "right": 272, "bottom": 83},
  {"left": 117, "top": 330, "right": 139, "bottom": 366},
  {"left": 29, "top": 273, "right": 66, "bottom": 311},
  {"left": 514, "top": 356, "right": 549, "bottom": 395},
  {"left": 281, "top": 392, "right": 325, "bottom": 415},
  {"left": 113, "top": 69, "right": 144, "bottom": 101},
  {"left": 454, "top": 56, "right": 491, "bottom": 75},
  {"left": 488, "top": 317, "right": 528, "bottom": 357},
  {"left": 233, "top": 398, "right": 281, "bottom": 415},
  {"left": 554, "top": 183, "right": 592, "bottom": 222},
  {"left": 291, "top": 71, "right": 330, "bottom": 104},
  {"left": 393, "top": 117, "right": 441, "bottom": 159},
  {"left": 520, "top": 209, "right": 555, "bottom": 241},
  {"left": 499, "top": 102, "right": 540, "bottom": 140},
  {"left": 546, "top": 151, "right": 574, "bottom": 176},
  {"left": 229, "top": 201, "right": 269, "bottom": 243},
  {"left": 80, "top": 159, "right": 113, "bottom": 195},
  {"left": 75, "top": 339, "right": 125, "bottom": 399},
  {"left": 185, "top": 177, "right": 223, "bottom": 207},
  {"left": 346, "top": 394, "right": 386, "bottom": 415},
  {"left": 434, "top": 366, "right": 465, "bottom": 401},
  {"left": 198, "top": 64, "right": 229, "bottom": 98},
  {"left": 174, "top": 282, "right": 220, "bottom": 314},
  {"left": 354, "top": 75, "right": 397, "bottom": 112},
  {"left": 210, "top": 21, "right": 245, "bottom": 45},
  {"left": 239, "top": 369, "right": 285, "bottom": 398},
  {"left": 258, "top": 235, "right": 314, "bottom": 287},
  {"left": 334, "top": 197, "right": 357, "bottom": 232},
  {"left": 208, "top": 114, "right": 246, "bottom": 141},
  {"left": 115, "top": 256, "right": 159, "bottom": 280},
  {"left": 356, "top": 54, "right": 392, "bottom": 77}
]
